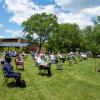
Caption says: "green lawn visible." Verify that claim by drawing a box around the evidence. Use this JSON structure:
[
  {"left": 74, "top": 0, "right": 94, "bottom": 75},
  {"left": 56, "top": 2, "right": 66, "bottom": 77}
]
[{"left": 0, "top": 55, "right": 100, "bottom": 100}]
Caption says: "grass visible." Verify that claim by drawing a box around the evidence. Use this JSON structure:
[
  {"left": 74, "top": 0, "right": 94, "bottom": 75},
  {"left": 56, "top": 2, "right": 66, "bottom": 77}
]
[{"left": 0, "top": 55, "right": 100, "bottom": 100}]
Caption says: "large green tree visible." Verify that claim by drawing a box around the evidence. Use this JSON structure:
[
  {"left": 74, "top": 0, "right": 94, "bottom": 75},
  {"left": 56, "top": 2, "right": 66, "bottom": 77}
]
[
  {"left": 81, "top": 26, "right": 93, "bottom": 51},
  {"left": 82, "top": 16, "right": 100, "bottom": 56},
  {"left": 22, "top": 12, "right": 58, "bottom": 52},
  {"left": 47, "top": 23, "right": 81, "bottom": 52},
  {"left": 59, "top": 23, "right": 81, "bottom": 51}
]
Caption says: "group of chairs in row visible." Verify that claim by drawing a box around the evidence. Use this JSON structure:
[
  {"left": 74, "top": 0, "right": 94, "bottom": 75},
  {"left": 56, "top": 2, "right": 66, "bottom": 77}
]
[
  {"left": 1, "top": 51, "right": 88, "bottom": 86},
  {"left": 33, "top": 51, "right": 88, "bottom": 76},
  {"left": 33, "top": 53, "right": 64, "bottom": 77}
]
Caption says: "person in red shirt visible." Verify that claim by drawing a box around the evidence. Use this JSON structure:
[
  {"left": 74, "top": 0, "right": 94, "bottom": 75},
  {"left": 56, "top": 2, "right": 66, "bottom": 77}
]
[{"left": 15, "top": 54, "right": 24, "bottom": 70}]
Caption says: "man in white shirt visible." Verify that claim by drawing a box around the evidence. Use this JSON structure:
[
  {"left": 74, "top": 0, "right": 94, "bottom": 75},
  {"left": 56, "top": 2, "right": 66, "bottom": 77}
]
[
  {"left": 81, "top": 52, "right": 87, "bottom": 60},
  {"left": 50, "top": 53, "right": 57, "bottom": 64},
  {"left": 36, "top": 54, "right": 52, "bottom": 76}
]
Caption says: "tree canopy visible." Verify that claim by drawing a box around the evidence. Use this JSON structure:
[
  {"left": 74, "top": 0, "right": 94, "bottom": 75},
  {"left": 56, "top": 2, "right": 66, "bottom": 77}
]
[
  {"left": 22, "top": 12, "right": 58, "bottom": 52},
  {"left": 22, "top": 13, "right": 100, "bottom": 54},
  {"left": 82, "top": 16, "right": 100, "bottom": 55},
  {"left": 47, "top": 23, "right": 81, "bottom": 52}
]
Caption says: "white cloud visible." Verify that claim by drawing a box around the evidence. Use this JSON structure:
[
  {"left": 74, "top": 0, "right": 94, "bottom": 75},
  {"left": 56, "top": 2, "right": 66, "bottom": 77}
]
[
  {"left": 5, "top": 0, "right": 39, "bottom": 24},
  {"left": 0, "top": 35, "right": 4, "bottom": 38},
  {"left": 0, "top": 24, "right": 3, "bottom": 29},
  {"left": 5, "top": 29, "right": 24, "bottom": 38},
  {"left": 4, "top": 0, "right": 100, "bottom": 29},
  {"left": 41, "top": 5, "right": 55, "bottom": 14},
  {"left": 5, "top": 0, "right": 55, "bottom": 24},
  {"left": 82, "top": 6, "right": 100, "bottom": 16},
  {"left": 57, "top": 5, "right": 100, "bottom": 29},
  {"left": 54, "top": 0, "right": 100, "bottom": 10},
  {"left": 57, "top": 12, "right": 94, "bottom": 29}
]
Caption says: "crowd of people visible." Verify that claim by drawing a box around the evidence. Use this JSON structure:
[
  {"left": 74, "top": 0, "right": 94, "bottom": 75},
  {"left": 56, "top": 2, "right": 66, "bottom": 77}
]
[
  {"left": 0, "top": 50, "right": 88, "bottom": 87},
  {"left": 32, "top": 50, "right": 88, "bottom": 64}
]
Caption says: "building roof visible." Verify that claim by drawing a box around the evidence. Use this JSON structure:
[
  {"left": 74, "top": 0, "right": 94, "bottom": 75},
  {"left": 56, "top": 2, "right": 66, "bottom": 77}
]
[
  {"left": 0, "top": 37, "right": 25, "bottom": 39},
  {"left": 0, "top": 43, "right": 28, "bottom": 47}
]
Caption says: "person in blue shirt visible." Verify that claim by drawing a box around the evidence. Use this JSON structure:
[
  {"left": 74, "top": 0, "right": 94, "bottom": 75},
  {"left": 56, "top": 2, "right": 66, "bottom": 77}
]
[{"left": 3, "top": 55, "right": 21, "bottom": 85}]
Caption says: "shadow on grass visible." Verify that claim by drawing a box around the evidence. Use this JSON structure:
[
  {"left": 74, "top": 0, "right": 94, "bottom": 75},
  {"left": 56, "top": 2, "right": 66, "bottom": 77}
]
[
  {"left": 16, "top": 68, "right": 24, "bottom": 71},
  {"left": 97, "top": 69, "right": 100, "bottom": 72},
  {"left": 7, "top": 80, "right": 26, "bottom": 88},
  {"left": 38, "top": 72, "right": 52, "bottom": 77},
  {"left": 7, "top": 81, "right": 17, "bottom": 88}
]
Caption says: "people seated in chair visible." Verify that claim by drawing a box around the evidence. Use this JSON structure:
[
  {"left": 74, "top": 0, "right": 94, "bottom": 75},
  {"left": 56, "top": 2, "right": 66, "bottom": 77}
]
[
  {"left": 80, "top": 52, "right": 87, "bottom": 60},
  {"left": 57, "top": 52, "right": 62, "bottom": 58},
  {"left": 3, "top": 55, "right": 21, "bottom": 85},
  {"left": 50, "top": 53, "right": 57, "bottom": 64},
  {"left": 36, "top": 54, "right": 52, "bottom": 76},
  {"left": 22, "top": 52, "right": 27, "bottom": 59},
  {"left": 11, "top": 51, "right": 17, "bottom": 57},
  {"left": 31, "top": 51, "right": 39, "bottom": 60},
  {"left": 0, "top": 54, "right": 4, "bottom": 66},
  {"left": 57, "top": 52, "right": 66, "bottom": 63},
  {"left": 50, "top": 53, "right": 63, "bottom": 70},
  {"left": 44, "top": 52, "right": 51, "bottom": 64},
  {"left": 15, "top": 54, "right": 24, "bottom": 70}
]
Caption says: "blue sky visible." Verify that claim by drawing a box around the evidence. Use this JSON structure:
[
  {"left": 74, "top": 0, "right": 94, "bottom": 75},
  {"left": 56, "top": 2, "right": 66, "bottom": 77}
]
[{"left": 0, "top": 0, "right": 100, "bottom": 38}]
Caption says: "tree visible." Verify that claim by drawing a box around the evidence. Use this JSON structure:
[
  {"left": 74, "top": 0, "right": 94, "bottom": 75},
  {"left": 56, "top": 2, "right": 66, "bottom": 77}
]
[
  {"left": 59, "top": 23, "right": 81, "bottom": 51},
  {"left": 47, "top": 23, "right": 81, "bottom": 52},
  {"left": 81, "top": 26, "right": 93, "bottom": 51},
  {"left": 82, "top": 16, "right": 100, "bottom": 56},
  {"left": 47, "top": 32, "right": 60, "bottom": 52},
  {"left": 22, "top": 12, "right": 58, "bottom": 52}
]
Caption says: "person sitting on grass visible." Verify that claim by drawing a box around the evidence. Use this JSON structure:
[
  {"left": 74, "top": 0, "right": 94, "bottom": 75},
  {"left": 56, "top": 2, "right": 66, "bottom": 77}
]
[
  {"left": 3, "top": 55, "right": 21, "bottom": 86},
  {"left": 36, "top": 53, "right": 52, "bottom": 77}
]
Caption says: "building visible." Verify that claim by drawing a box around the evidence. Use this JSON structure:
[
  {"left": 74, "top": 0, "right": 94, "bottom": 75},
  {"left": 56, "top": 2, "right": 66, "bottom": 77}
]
[{"left": 0, "top": 38, "right": 28, "bottom": 51}]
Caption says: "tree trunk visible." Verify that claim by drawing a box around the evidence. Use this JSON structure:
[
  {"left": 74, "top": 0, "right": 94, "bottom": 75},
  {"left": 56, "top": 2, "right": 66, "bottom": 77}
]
[{"left": 39, "top": 44, "right": 42, "bottom": 53}]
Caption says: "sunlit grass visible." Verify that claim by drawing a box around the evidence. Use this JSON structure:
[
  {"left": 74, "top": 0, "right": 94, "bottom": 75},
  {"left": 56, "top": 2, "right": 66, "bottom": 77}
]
[{"left": 0, "top": 55, "right": 100, "bottom": 100}]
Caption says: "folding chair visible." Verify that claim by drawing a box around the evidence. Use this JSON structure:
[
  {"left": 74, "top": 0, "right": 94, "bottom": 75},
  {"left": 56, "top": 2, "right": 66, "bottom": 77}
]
[
  {"left": 1, "top": 62, "right": 9, "bottom": 86},
  {"left": 15, "top": 59, "right": 24, "bottom": 70},
  {"left": 35, "top": 61, "right": 46, "bottom": 74},
  {"left": 2, "top": 67, "right": 15, "bottom": 86},
  {"left": 55, "top": 59, "right": 63, "bottom": 70},
  {"left": 2, "top": 72, "right": 9, "bottom": 86},
  {"left": 35, "top": 61, "right": 52, "bottom": 76}
]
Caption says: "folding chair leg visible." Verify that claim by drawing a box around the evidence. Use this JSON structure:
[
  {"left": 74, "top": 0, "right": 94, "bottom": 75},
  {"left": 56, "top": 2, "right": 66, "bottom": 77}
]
[
  {"left": 2, "top": 78, "right": 9, "bottom": 86},
  {"left": 39, "top": 69, "right": 42, "bottom": 74},
  {"left": 56, "top": 63, "right": 63, "bottom": 70}
]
